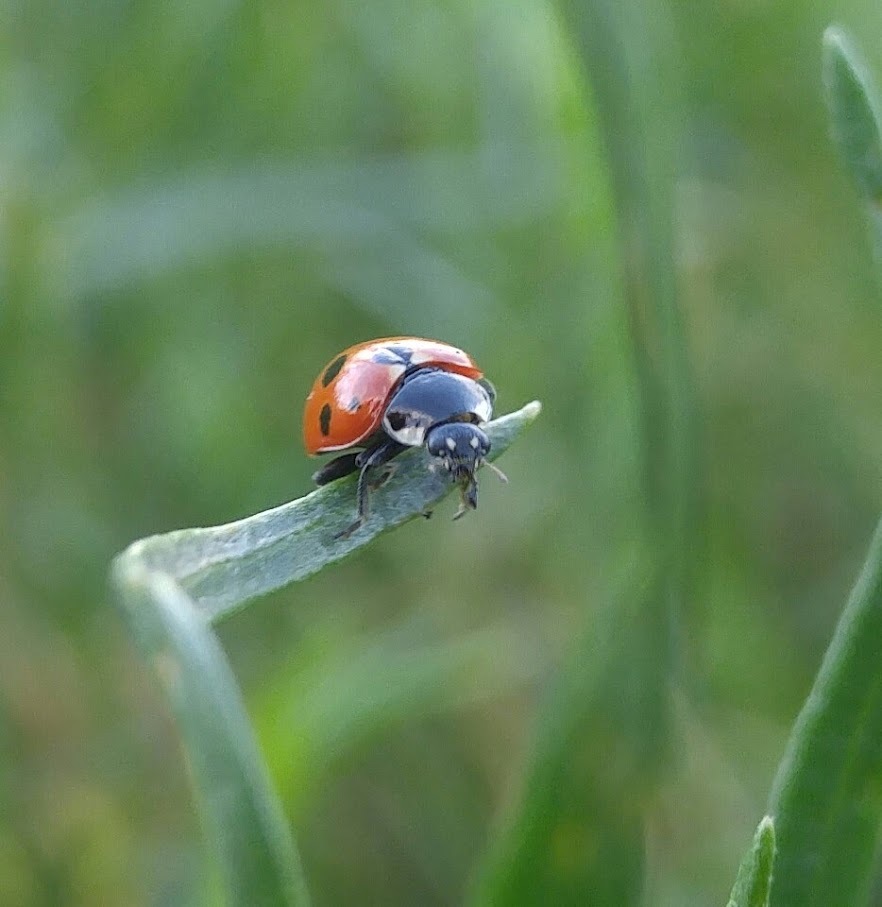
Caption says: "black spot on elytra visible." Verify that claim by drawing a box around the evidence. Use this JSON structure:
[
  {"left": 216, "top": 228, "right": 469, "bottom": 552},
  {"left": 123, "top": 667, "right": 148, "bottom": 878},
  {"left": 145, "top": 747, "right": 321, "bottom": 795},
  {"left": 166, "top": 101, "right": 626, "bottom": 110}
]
[
  {"left": 319, "top": 403, "right": 332, "bottom": 436},
  {"left": 321, "top": 355, "right": 347, "bottom": 387}
]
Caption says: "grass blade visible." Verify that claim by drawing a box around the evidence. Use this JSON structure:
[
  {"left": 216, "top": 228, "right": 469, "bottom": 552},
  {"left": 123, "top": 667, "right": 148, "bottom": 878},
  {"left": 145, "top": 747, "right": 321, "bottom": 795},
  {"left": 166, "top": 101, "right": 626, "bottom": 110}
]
[
  {"left": 110, "top": 562, "right": 310, "bottom": 907},
  {"left": 822, "top": 27, "right": 882, "bottom": 259},
  {"left": 768, "top": 516, "right": 882, "bottom": 906},
  {"left": 761, "top": 33, "right": 882, "bottom": 906},
  {"left": 822, "top": 27, "right": 882, "bottom": 200},
  {"left": 726, "top": 816, "right": 775, "bottom": 907},
  {"left": 119, "top": 401, "right": 541, "bottom": 623},
  {"left": 110, "top": 403, "right": 540, "bottom": 905}
]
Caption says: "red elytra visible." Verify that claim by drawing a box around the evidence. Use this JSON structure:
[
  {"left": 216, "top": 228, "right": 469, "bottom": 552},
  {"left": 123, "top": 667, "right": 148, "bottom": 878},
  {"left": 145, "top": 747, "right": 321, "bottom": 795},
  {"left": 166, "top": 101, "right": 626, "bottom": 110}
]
[{"left": 302, "top": 337, "right": 484, "bottom": 454}]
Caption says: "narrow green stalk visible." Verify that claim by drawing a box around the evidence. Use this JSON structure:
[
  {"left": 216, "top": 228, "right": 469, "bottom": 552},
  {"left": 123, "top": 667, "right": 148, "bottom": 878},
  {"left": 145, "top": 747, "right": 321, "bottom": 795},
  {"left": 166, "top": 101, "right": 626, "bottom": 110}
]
[
  {"left": 755, "top": 31, "right": 882, "bottom": 907},
  {"left": 110, "top": 563, "right": 310, "bottom": 907},
  {"left": 767, "top": 516, "right": 882, "bottom": 906}
]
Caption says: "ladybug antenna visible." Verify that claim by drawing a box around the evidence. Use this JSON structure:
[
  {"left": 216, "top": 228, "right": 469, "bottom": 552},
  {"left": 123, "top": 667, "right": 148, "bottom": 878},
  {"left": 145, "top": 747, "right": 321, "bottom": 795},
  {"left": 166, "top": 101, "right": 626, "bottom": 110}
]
[{"left": 484, "top": 460, "right": 508, "bottom": 483}]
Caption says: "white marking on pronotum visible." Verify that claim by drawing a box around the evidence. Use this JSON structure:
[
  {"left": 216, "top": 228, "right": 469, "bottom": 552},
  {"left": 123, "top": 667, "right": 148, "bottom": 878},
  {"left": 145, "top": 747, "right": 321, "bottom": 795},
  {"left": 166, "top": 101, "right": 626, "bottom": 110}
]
[
  {"left": 469, "top": 435, "right": 480, "bottom": 449},
  {"left": 446, "top": 436, "right": 456, "bottom": 451}
]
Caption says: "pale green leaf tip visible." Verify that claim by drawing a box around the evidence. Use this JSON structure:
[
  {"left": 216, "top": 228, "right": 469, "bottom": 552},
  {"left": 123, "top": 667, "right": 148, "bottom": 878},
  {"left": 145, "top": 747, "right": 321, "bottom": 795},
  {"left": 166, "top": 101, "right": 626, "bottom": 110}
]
[
  {"left": 822, "top": 24, "right": 849, "bottom": 54},
  {"left": 822, "top": 25, "right": 864, "bottom": 94},
  {"left": 822, "top": 25, "right": 870, "bottom": 105},
  {"left": 821, "top": 24, "right": 882, "bottom": 202},
  {"left": 726, "top": 815, "right": 776, "bottom": 907}
]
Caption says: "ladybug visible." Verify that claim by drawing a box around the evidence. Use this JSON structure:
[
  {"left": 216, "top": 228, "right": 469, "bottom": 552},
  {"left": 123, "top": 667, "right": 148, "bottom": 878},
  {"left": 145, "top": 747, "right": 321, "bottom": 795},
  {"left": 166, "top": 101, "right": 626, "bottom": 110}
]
[{"left": 303, "top": 337, "right": 506, "bottom": 537}]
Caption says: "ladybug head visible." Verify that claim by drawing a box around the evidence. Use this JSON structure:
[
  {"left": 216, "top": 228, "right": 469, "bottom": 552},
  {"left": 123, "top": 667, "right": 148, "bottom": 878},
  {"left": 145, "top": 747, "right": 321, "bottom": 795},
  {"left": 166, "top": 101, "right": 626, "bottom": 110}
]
[{"left": 425, "top": 421, "right": 502, "bottom": 515}]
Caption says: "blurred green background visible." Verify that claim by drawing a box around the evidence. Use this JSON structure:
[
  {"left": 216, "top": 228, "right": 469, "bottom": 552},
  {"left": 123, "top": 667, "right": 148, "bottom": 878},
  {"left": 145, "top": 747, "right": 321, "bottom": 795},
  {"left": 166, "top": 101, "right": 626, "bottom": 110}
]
[{"left": 3, "top": 0, "right": 882, "bottom": 904}]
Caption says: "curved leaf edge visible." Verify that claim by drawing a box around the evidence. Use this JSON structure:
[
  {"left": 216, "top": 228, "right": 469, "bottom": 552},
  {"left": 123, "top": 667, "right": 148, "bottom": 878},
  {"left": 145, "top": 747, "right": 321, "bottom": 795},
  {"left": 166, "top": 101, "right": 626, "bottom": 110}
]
[{"left": 109, "top": 560, "right": 311, "bottom": 907}]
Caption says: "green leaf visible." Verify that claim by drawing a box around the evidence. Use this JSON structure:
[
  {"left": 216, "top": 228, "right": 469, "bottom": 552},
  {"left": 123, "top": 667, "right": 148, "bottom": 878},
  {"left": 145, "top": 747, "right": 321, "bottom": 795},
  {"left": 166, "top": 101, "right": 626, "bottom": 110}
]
[
  {"left": 110, "top": 402, "right": 540, "bottom": 906},
  {"left": 119, "top": 400, "right": 541, "bottom": 623},
  {"left": 767, "top": 516, "right": 882, "bottom": 907},
  {"left": 726, "top": 816, "right": 775, "bottom": 907},
  {"left": 109, "top": 562, "right": 310, "bottom": 907},
  {"left": 759, "top": 30, "right": 882, "bottom": 906},
  {"left": 822, "top": 27, "right": 882, "bottom": 202}
]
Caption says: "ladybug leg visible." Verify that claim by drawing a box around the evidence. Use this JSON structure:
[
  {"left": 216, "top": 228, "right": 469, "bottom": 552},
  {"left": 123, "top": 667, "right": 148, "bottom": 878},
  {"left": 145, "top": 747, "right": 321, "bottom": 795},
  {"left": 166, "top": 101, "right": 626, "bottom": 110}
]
[
  {"left": 353, "top": 441, "right": 405, "bottom": 515},
  {"left": 312, "top": 453, "right": 360, "bottom": 486},
  {"left": 452, "top": 476, "right": 479, "bottom": 520},
  {"left": 334, "top": 440, "right": 404, "bottom": 539},
  {"left": 367, "top": 461, "right": 398, "bottom": 490}
]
